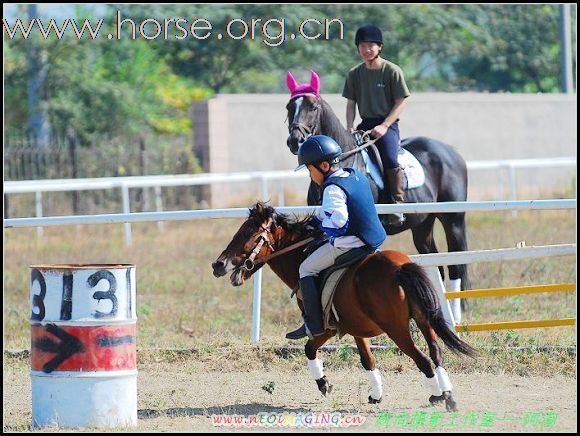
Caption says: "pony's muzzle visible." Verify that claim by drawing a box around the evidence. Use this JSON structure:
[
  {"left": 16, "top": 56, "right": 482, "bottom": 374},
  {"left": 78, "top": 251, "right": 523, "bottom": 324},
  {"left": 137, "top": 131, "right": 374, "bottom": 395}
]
[{"left": 212, "top": 260, "right": 226, "bottom": 277}]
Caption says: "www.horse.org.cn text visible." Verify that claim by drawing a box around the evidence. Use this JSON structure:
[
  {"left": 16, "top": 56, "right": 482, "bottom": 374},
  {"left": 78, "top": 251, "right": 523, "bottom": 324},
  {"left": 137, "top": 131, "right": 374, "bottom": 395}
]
[{"left": 3, "top": 12, "right": 345, "bottom": 47}]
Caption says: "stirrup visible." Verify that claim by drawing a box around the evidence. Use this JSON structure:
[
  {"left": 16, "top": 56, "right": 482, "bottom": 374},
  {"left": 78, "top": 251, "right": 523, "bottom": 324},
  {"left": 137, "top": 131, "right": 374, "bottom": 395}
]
[{"left": 285, "top": 324, "right": 307, "bottom": 340}]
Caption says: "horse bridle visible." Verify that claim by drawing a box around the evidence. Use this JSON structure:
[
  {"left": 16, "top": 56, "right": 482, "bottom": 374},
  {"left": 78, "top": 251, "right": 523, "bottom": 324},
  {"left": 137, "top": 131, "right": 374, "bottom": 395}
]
[
  {"left": 288, "top": 97, "right": 320, "bottom": 142},
  {"left": 241, "top": 217, "right": 314, "bottom": 272},
  {"left": 242, "top": 217, "right": 276, "bottom": 271}
]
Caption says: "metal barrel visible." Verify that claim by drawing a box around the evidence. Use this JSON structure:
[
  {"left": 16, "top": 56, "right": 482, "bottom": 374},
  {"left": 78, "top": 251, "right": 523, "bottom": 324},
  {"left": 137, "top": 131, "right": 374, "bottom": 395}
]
[{"left": 30, "top": 264, "right": 137, "bottom": 428}]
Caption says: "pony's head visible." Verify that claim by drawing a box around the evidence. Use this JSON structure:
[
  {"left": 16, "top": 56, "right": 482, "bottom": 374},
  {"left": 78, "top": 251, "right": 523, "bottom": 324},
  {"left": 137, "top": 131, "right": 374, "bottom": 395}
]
[
  {"left": 212, "top": 202, "right": 316, "bottom": 286},
  {"left": 285, "top": 70, "right": 323, "bottom": 154},
  {"left": 212, "top": 202, "right": 279, "bottom": 286}
]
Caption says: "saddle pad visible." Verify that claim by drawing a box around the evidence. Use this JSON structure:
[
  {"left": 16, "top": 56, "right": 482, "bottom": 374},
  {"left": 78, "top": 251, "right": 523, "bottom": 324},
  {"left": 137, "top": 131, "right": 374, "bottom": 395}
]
[
  {"left": 399, "top": 148, "right": 425, "bottom": 189},
  {"left": 321, "top": 267, "right": 348, "bottom": 338},
  {"left": 362, "top": 149, "right": 384, "bottom": 190}
]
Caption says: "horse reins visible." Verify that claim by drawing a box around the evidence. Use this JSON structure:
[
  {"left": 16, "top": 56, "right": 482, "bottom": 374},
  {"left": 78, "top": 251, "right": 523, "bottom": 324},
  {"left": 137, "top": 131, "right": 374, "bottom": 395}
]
[{"left": 339, "top": 130, "right": 380, "bottom": 161}]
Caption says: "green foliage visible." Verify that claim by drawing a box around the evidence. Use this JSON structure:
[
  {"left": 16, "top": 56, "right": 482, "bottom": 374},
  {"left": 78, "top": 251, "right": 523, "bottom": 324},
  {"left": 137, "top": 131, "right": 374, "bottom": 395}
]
[
  {"left": 3, "top": 4, "right": 576, "bottom": 144},
  {"left": 4, "top": 5, "right": 211, "bottom": 146}
]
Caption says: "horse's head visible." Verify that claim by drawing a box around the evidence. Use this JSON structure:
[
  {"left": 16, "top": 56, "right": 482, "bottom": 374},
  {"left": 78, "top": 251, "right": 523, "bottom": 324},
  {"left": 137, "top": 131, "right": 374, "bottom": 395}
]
[
  {"left": 285, "top": 70, "right": 323, "bottom": 154},
  {"left": 212, "top": 202, "right": 279, "bottom": 286}
]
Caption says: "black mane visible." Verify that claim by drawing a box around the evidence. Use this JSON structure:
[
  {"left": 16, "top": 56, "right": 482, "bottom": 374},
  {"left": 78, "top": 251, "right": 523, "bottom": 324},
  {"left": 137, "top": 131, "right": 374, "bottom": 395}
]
[{"left": 249, "top": 202, "right": 313, "bottom": 239}]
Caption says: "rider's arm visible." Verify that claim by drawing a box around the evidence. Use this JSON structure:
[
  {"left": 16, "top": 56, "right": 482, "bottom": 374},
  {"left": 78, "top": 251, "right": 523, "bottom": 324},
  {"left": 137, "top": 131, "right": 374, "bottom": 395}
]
[
  {"left": 319, "top": 185, "right": 349, "bottom": 237},
  {"left": 380, "top": 97, "right": 406, "bottom": 129},
  {"left": 346, "top": 99, "right": 357, "bottom": 133}
]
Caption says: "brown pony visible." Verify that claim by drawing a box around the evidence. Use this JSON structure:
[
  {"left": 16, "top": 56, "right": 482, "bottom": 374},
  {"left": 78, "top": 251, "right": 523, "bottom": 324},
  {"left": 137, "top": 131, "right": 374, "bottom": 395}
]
[{"left": 212, "top": 202, "right": 476, "bottom": 411}]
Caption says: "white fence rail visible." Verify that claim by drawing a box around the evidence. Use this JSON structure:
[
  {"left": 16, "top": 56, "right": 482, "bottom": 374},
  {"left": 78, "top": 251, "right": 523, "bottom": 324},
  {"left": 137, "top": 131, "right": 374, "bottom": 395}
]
[
  {"left": 5, "top": 157, "right": 577, "bottom": 234},
  {"left": 4, "top": 199, "right": 576, "bottom": 228},
  {"left": 4, "top": 200, "right": 576, "bottom": 343}
]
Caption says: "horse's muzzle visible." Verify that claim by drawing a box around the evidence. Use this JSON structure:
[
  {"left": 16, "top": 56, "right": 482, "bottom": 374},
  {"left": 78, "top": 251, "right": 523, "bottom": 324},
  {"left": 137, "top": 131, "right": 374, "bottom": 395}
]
[
  {"left": 286, "top": 136, "right": 300, "bottom": 155},
  {"left": 211, "top": 260, "right": 226, "bottom": 278}
]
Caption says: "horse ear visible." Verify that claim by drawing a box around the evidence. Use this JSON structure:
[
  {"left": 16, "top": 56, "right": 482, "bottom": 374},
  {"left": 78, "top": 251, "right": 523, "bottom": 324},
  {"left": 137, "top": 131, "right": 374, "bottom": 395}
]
[
  {"left": 310, "top": 70, "right": 320, "bottom": 95},
  {"left": 286, "top": 71, "right": 298, "bottom": 93}
]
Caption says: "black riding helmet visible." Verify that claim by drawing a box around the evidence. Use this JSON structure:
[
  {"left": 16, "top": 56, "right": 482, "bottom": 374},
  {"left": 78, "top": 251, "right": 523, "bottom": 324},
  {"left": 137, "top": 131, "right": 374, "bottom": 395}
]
[
  {"left": 295, "top": 135, "right": 342, "bottom": 171},
  {"left": 354, "top": 23, "right": 383, "bottom": 46}
]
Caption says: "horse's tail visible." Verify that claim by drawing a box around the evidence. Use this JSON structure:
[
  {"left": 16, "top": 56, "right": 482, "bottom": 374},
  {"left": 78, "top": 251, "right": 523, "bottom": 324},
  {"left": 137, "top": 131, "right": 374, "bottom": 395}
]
[{"left": 397, "top": 262, "right": 477, "bottom": 357}]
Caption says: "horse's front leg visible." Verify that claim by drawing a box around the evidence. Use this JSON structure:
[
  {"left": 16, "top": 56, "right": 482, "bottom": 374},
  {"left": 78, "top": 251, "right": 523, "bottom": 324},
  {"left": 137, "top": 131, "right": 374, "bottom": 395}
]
[
  {"left": 354, "top": 337, "right": 383, "bottom": 404},
  {"left": 305, "top": 332, "right": 334, "bottom": 396}
]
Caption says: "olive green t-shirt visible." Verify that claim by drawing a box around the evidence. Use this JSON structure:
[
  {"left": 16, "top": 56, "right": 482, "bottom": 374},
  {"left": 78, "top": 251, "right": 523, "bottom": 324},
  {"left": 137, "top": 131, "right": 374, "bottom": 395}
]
[{"left": 342, "top": 58, "right": 411, "bottom": 119}]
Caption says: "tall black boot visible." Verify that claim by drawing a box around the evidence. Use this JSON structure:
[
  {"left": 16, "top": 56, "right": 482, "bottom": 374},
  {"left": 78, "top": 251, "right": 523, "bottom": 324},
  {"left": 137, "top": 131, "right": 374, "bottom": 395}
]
[
  {"left": 385, "top": 167, "right": 406, "bottom": 226},
  {"left": 285, "top": 276, "right": 325, "bottom": 340}
]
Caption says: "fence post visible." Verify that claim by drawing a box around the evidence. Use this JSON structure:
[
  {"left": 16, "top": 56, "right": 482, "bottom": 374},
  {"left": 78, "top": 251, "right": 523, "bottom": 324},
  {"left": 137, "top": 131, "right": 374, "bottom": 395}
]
[
  {"left": 508, "top": 165, "right": 518, "bottom": 219},
  {"left": 251, "top": 268, "right": 263, "bottom": 344},
  {"left": 35, "top": 191, "right": 43, "bottom": 237},
  {"left": 278, "top": 184, "right": 285, "bottom": 206},
  {"left": 154, "top": 186, "right": 165, "bottom": 232},
  {"left": 260, "top": 176, "right": 269, "bottom": 202},
  {"left": 424, "top": 267, "right": 456, "bottom": 332},
  {"left": 121, "top": 183, "right": 132, "bottom": 247},
  {"left": 67, "top": 130, "right": 79, "bottom": 214}
]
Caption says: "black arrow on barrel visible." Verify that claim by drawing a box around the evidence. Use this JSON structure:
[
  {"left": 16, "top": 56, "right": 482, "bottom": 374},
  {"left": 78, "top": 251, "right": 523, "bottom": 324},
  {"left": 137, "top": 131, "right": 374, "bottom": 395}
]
[{"left": 32, "top": 323, "right": 84, "bottom": 373}]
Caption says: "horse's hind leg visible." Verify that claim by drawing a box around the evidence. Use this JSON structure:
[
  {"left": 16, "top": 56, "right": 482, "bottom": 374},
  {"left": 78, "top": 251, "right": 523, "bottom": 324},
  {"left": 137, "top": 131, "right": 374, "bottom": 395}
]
[
  {"left": 354, "top": 337, "right": 382, "bottom": 404},
  {"left": 305, "top": 332, "right": 334, "bottom": 397},
  {"left": 440, "top": 212, "right": 470, "bottom": 323},
  {"left": 382, "top": 328, "right": 439, "bottom": 400},
  {"left": 414, "top": 314, "right": 458, "bottom": 412}
]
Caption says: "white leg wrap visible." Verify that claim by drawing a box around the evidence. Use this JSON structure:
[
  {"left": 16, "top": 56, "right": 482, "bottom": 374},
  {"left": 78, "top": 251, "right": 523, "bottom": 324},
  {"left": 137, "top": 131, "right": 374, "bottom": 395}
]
[
  {"left": 307, "top": 358, "right": 324, "bottom": 380},
  {"left": 449, "top": 279, "right": 462, "bottom": 323},
  {"left": 366, "top": 369, "right": 383, "bottom": 400},
  {"left": 435, "top": 366, "right": 453, "bottom": 392},
  {"left": 423, "top": 374, "right": 443, "bottom": 396}
]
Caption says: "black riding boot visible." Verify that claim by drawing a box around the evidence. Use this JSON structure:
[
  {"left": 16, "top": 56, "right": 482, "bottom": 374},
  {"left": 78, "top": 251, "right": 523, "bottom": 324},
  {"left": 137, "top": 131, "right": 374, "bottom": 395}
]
[
  {"left": 286, "top": 276, "right": 325, "bottom": 340},
  {"left": 385, "top": 167, "right": 406, "bottom": 226}
]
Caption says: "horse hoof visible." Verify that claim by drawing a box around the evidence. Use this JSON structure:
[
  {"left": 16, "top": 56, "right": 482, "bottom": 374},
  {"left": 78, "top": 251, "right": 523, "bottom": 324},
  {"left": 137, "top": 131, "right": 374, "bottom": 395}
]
[
  {"left": 316, "top": 376, "right": 332, "bottom": 397},
  {"left": 443, "top": 391, "right": 458, "bottom": 412},
  {"left": 429, "top": 394, "right": 445, "bottom": 405},
  {"left": 368, "top": 395, "right": 382, "bottom": 404}
]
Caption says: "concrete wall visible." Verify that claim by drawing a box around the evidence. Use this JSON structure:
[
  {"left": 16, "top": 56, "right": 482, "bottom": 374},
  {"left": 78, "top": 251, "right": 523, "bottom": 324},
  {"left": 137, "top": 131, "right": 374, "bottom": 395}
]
[{"left": 192, "top": 93, "right": 576, "bottom": 207}]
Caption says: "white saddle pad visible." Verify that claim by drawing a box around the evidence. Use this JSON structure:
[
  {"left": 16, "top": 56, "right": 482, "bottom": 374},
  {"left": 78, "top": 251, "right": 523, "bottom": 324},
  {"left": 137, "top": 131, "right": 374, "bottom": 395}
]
[{"left": 399, "top": 148, "right": 426, "bottom": 189}]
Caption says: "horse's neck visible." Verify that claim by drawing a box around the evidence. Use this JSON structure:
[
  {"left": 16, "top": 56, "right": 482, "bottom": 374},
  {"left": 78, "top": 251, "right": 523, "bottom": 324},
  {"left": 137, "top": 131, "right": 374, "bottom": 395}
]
[
  {"left": 320, "top": 99, "right": 356, "bottom": 152},
  {"left": 266, "top": 231, "right": 307, "bottom": 291}
]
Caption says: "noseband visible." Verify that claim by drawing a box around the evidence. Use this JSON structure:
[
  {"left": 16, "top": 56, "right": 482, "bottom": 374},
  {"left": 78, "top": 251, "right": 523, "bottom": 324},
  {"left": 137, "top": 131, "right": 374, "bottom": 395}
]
[{"left": 289, "top": 121, "right": 314, "bottom": 139}]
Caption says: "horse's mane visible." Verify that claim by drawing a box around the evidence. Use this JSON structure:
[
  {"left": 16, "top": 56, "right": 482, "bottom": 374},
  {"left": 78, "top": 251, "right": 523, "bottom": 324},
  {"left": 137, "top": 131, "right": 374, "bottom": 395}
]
[
  {"left": 320, "top": 98, "right": 356, "bottom": 152},
  {"left": 249, "top": 202, "right": 313, "bottom": 239}
]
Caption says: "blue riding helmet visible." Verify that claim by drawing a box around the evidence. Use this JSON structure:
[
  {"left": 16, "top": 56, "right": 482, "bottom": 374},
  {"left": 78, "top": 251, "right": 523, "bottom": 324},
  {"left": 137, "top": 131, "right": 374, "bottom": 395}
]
[{"left": 295, "top": 135, "right": 342, "bottom": 171}]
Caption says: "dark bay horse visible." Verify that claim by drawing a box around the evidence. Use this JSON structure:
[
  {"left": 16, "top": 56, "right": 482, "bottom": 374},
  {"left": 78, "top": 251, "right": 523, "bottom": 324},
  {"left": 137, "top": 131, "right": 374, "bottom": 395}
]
[
  {"left": 212, "top": 202, "right": 476, "bottom": 411},
  {"left": 285, "top": 71, "right": 470, "bottom": 321}
]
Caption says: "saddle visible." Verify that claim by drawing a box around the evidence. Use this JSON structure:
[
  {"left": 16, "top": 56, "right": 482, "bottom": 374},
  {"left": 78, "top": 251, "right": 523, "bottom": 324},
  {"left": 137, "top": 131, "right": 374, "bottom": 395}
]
[
  {"left": 359, "top": 144, "right": 426, "bottom": 191},
  {"left": 295, "top": 245, "right": 373, "bottom": 338}
]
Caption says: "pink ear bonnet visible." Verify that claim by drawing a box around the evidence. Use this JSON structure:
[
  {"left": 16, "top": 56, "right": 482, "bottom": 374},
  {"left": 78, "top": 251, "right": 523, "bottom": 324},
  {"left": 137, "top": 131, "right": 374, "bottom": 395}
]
[{"left": 286, "top": 70, "right": 320, "bottom": 99}]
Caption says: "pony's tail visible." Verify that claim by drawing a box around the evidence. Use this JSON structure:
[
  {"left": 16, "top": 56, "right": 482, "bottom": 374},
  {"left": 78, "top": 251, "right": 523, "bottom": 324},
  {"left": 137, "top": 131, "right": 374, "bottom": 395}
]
[{"left": 397, "top": 262, "right": 477, "bottom": 358}]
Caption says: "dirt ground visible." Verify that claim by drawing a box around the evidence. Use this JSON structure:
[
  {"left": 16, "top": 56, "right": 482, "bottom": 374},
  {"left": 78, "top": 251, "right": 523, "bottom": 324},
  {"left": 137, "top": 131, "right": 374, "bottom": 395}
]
[{"left": 3, "top": 359, "right": 576, "bottom": 433}]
